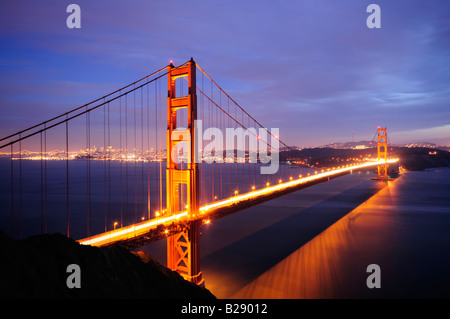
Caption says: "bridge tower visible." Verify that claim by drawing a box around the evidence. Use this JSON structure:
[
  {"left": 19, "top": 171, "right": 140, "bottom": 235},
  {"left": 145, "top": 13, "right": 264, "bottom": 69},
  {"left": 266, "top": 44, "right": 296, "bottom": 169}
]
[
  {"left": 377, "top": 127, "right": 388, "bottom": 180},
  {"left": 166, "top": 58, "right": 203, "bottom": 285}
]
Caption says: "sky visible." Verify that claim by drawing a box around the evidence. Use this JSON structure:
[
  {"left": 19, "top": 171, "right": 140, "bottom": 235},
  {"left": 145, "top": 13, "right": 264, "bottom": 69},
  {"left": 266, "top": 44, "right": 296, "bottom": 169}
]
[{"left": 0, "top": 0, "right": 449, "bottom": 148}]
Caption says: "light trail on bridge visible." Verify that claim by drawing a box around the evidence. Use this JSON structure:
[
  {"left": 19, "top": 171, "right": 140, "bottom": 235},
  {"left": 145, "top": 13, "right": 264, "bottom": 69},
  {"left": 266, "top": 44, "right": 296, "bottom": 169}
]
[{"left": 77, "top": 159, "right": 398, "bottom": 247}]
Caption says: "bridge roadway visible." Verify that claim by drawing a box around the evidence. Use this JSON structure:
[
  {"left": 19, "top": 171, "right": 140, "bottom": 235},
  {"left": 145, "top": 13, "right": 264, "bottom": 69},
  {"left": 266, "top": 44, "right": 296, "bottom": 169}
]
[{"left": 77, "top": 159, "right": 397, "bottom": 249}]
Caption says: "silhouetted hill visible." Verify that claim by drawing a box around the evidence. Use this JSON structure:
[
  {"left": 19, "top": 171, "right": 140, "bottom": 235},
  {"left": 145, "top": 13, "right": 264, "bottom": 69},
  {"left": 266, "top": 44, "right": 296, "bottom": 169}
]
[
  {"left": 0, "top": 230, "right": 215, "bottom": 299},
  {"left": 285, "top": 147, "right": 450, "bottom": 171},
  {"left": 393, "top": 147, "right": 450, "bottom": 171}
]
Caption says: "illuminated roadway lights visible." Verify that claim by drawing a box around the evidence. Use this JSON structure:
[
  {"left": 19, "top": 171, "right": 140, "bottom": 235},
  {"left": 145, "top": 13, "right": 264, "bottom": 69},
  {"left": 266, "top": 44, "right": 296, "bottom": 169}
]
[
  {"left": 196, "top": 159, "right": 398, "bottom": 216},
  {"left": 78, "top": 210, "right": 189, "bottom": 247},
  {"left": 78, "top": 159, "right": 398, "bottom": 248}
]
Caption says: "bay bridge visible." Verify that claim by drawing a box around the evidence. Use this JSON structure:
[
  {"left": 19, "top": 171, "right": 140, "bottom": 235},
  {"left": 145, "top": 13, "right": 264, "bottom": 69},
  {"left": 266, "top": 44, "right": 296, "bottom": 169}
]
[{"left": 0, "top": 58, "right": 397, "bottom": 286}]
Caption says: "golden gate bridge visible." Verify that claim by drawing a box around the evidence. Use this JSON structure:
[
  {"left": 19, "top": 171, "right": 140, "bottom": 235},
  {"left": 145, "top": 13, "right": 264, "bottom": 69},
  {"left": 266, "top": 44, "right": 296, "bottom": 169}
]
[{"left": 0, "top": 58, "right": 397, "bottom": 286}]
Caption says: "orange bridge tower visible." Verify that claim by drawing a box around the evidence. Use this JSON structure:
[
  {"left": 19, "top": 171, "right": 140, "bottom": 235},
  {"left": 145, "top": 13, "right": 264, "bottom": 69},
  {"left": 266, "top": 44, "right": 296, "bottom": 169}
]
[
  {"left": 166, "top": 58, "right": 203, "bottom": 285},
  {"left": 377, "top": 127, "right": 388, "bottom": 180}
]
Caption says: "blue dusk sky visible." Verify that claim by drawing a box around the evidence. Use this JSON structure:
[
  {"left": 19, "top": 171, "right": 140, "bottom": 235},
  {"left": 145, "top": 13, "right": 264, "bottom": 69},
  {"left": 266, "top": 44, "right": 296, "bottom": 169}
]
[{"left": 1, "top": 0, "right": 449, "bottom": 147}]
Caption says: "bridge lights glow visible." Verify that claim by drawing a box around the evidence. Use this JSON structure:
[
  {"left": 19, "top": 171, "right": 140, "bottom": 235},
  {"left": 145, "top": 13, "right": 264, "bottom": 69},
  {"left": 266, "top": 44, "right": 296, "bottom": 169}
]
[
  {"left": 252, "top": 186, "right": 255, "bottom": 191},
  {"left": 113, "top": 222, "right": 118, "bottom": 230},
  {"left": 78, "top": 158, "right": 399, "bottom": 248},
  {"left": 155, "top": 211, "right": 160, "bottom": 217}
]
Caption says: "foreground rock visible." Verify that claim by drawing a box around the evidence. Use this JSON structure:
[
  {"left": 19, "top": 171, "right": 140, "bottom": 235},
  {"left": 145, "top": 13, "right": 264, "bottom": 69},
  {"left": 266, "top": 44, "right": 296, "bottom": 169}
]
[{"left": 0, "top": 230, "right": 215, "bottom": 299}]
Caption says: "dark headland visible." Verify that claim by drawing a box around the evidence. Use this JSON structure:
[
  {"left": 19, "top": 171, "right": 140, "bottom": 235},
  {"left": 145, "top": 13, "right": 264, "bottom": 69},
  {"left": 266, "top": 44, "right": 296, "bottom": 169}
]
[
  {"left": 287, "top": 146, "right": 450, "bottom": 171},
  {"left": 0, "top": 230, "right": 215, "bottom": 299}
]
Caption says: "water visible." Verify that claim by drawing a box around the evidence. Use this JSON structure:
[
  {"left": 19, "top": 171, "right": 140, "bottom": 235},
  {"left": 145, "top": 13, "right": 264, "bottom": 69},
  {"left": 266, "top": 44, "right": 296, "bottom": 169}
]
[
  {"left": 142, "top": 167, "right": 450, "bottom": 298},
  {"left": 229, "top": 168, "right": 450, "bottom": 298},
  {"left": 0, "top": 157, "right": 313, "bottom": 240}
]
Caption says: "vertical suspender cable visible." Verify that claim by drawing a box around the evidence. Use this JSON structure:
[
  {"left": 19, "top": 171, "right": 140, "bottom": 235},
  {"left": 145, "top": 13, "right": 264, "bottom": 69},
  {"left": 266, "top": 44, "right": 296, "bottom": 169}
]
[
  {"left": 141, "top": 85, "right": 144, "bottom": 220},
  {"left": 19, "top": 134, "right": 22, "bottom": 239},
  {"left": 44, "top": 125, "right": 47, "bottom": 234},
  {"left": 40, "top": 132, "right": 43, "bottom": 233},
  {"left": 86, "top": 107, "right": 91, "bottom": 237},
  {"left": 134, "top": 87, "right": 137, "bottom": 224},
  {"left": 126, "top": 94, "right": 129, "bottom": 224},
  {"left": 120, "top": 94, "right": 123, "bottom": 227},
  {"left": 159, "top": 78, "right": 162, "bottom": 214},
  {"left": 66, "top": 116, "right": 69, "bottom": 237},
  {"left": 155, "top": 79, "right": 159, "bottom": 214},
  {"left": 10, "top": 144, "right": 14, "bottom": 238},
  {"left": 147, "top": 82, "right": 151, "bottom": 220},
  {"left": 104, "top": 101, "right": 107, "bottom": 232},
  {"left": 108, "top": 102, "right": 111, "bottom": 230}
]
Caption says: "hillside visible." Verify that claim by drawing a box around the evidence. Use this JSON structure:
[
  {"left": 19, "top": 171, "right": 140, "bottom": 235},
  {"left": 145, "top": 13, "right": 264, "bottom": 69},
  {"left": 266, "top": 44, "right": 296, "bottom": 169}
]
[
  {"left": 286, "top": 146, "right": 450, "bottom": 171},
  {"left": 0, "top": 230, "right": 215, "bottom": 299}
]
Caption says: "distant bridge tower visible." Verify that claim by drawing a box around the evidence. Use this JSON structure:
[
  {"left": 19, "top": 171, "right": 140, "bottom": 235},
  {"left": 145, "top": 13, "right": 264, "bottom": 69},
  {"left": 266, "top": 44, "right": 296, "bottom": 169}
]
[
  {"left": 377, "top": 127, "right": 388, "bottom": 180},
  {"left": 166, "top": 58, "right": 203, "bottom": 285}
]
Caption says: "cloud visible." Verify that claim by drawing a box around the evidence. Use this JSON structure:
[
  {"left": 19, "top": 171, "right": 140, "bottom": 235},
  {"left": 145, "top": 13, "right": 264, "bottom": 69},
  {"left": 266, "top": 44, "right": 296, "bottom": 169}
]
[
  {"left": 1, "top": 0, "right": 450, "bottom": 147},
  {"left": 391, "top": 124, "right": 450, "bottom": 145}
]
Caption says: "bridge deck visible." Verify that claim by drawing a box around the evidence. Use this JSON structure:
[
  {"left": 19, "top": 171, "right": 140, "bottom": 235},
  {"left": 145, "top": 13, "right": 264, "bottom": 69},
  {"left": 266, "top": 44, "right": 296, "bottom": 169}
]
[{"left": 77, "top": 160, "right": 397, "bottom": 248}]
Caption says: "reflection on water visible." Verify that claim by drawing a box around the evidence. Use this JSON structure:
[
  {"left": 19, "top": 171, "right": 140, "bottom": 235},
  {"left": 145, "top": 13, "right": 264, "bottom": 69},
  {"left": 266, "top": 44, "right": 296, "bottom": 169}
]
[
  {"left": 138, "top": 168, "right": 450, "bottom": 298},
  {"left": 230, "top": 168, "right": 450, "bottom": 298},
  {"left": 196, "top": 171, "right": 386, "bottom": 298},
  {"left": 231, "top": 181, "right": 396, "bottom": 298}
]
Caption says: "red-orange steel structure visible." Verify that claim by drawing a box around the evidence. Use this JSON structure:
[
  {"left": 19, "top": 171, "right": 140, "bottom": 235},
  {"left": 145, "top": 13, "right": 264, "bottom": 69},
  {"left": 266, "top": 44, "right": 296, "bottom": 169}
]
[
  {"left": 166, "top": 58, "right": 203, "bottom": 285},
  {"left": 377, "top": 127, "right": 388, "bottom": 180}
]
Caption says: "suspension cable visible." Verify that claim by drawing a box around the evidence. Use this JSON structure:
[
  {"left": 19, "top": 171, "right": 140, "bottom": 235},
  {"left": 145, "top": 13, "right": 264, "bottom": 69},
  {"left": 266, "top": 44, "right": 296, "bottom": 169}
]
[
  {"left": 196, "top": 63, "right": 295, "bottom": 153},
  {"left": 0, "top": 65, "right": 171, "bottom": 144},
  {"left": 0, "top": 66, "right": 176, "bottom": 149}
]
